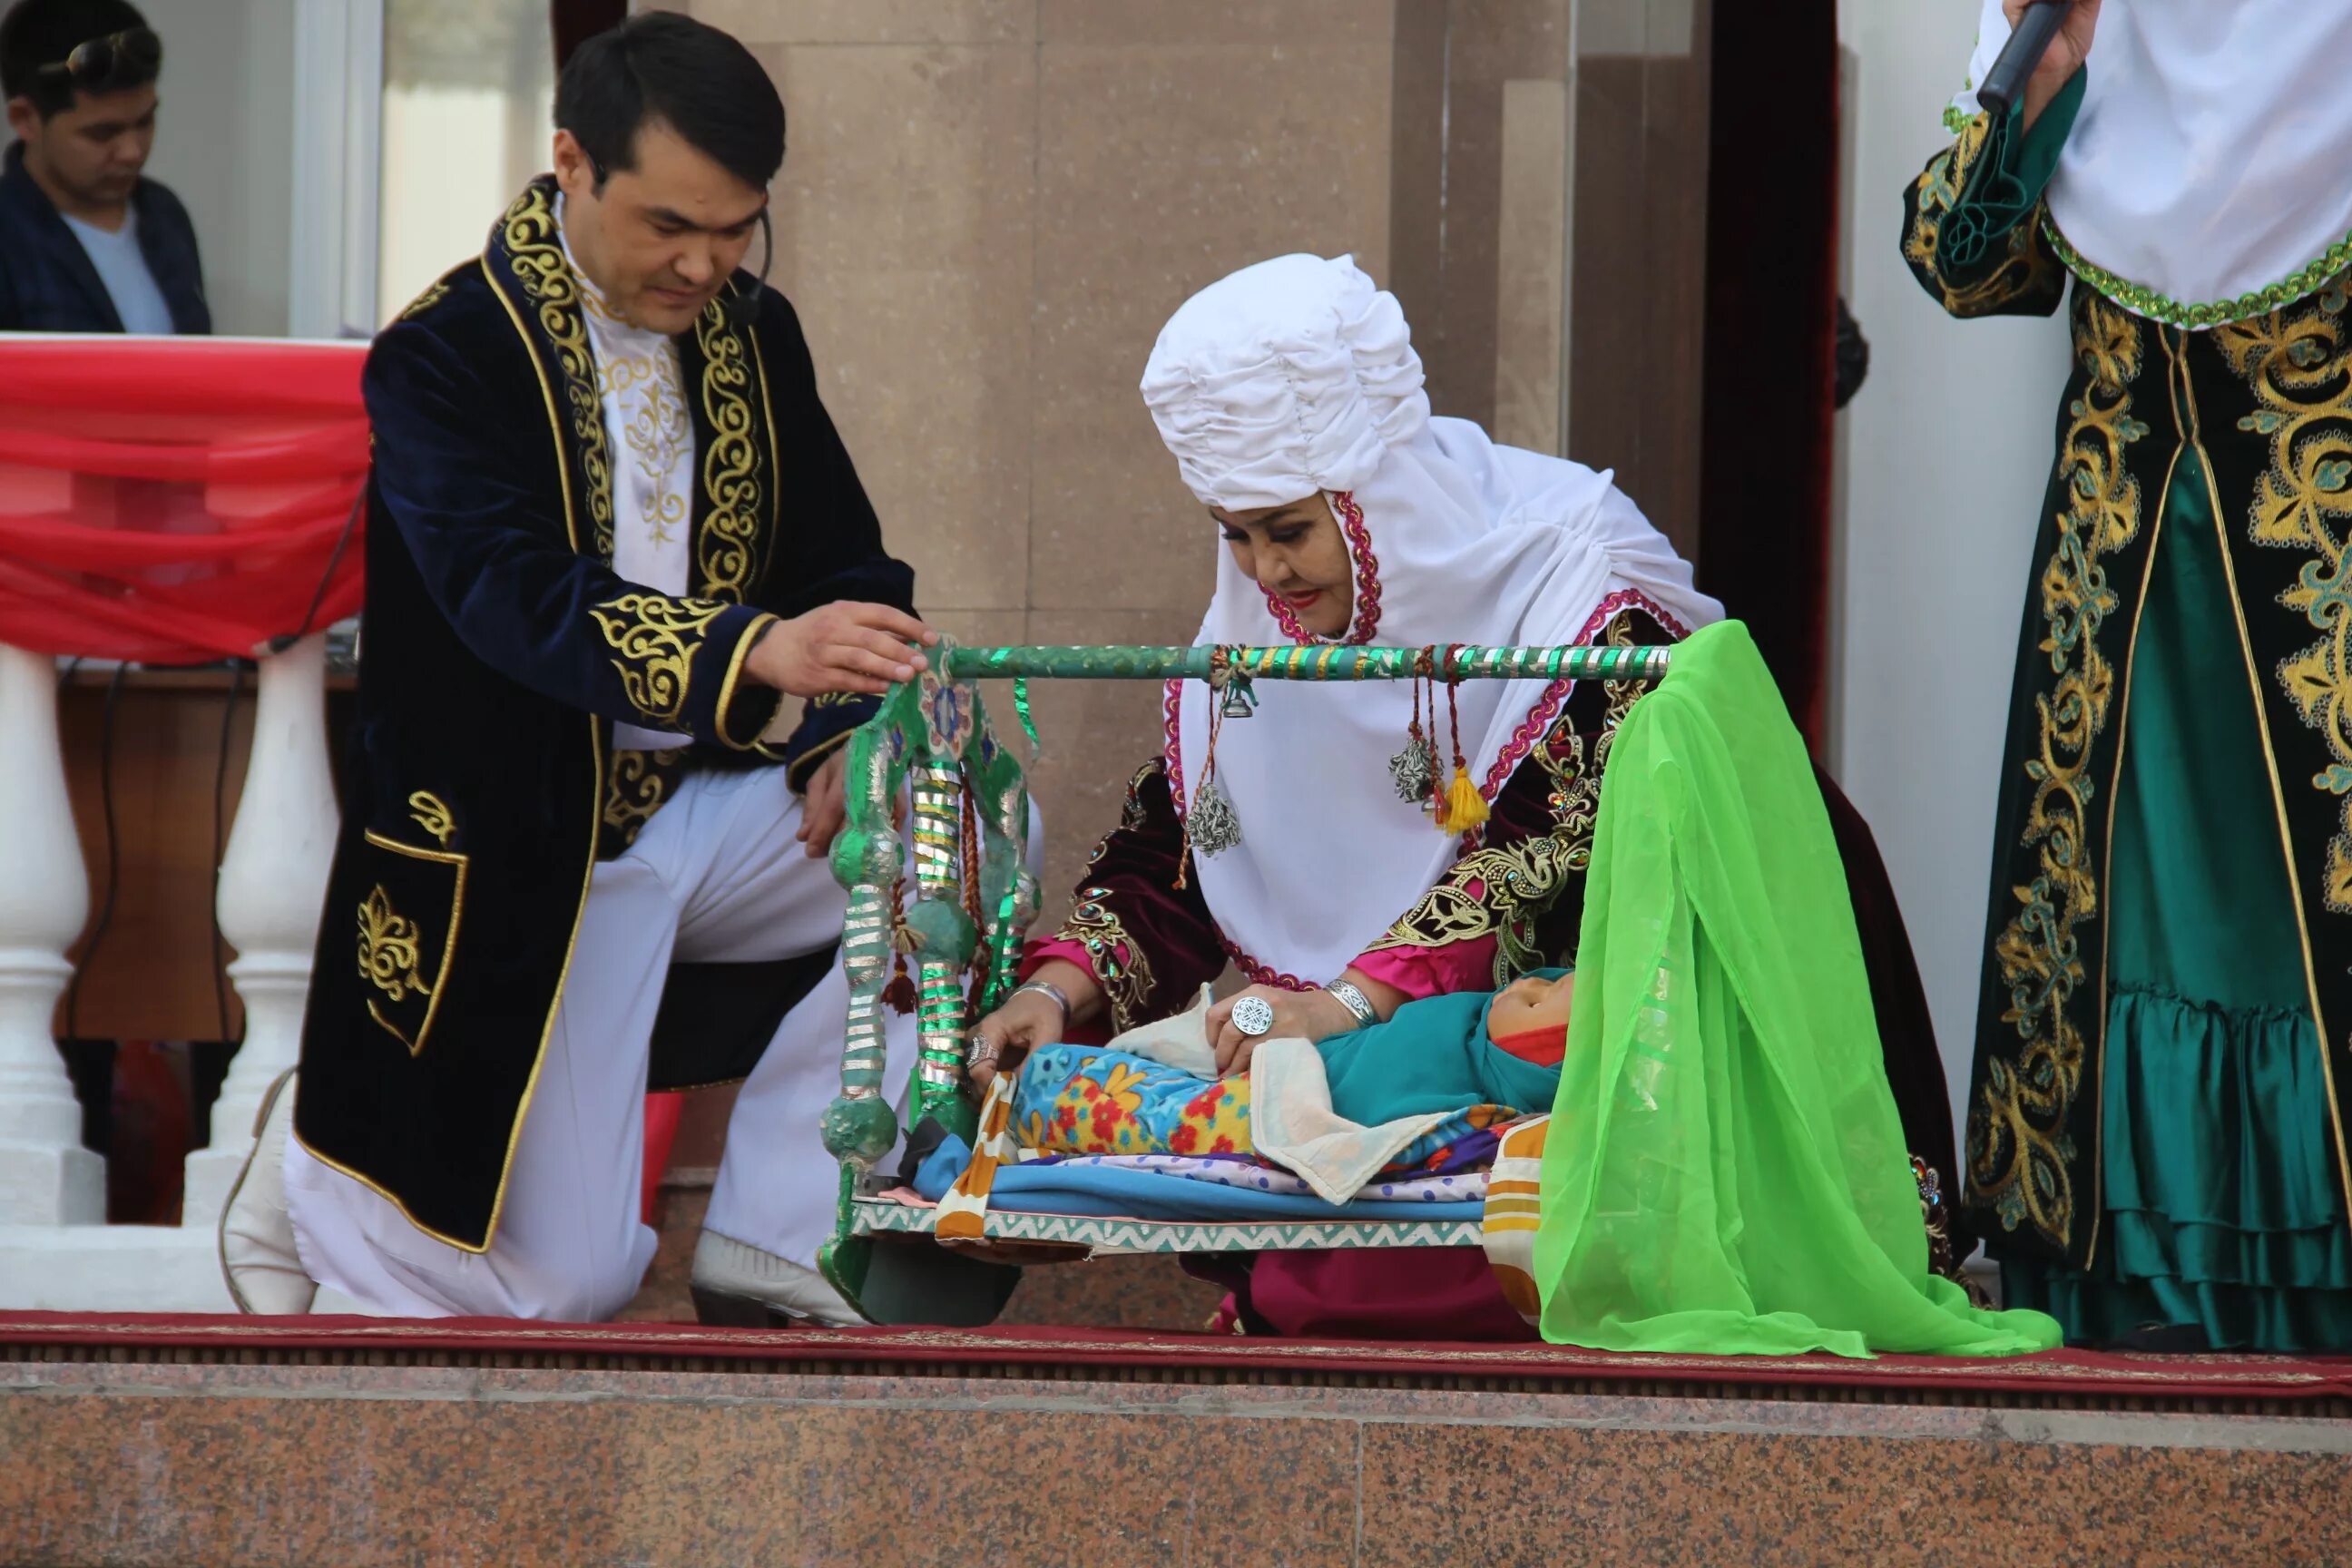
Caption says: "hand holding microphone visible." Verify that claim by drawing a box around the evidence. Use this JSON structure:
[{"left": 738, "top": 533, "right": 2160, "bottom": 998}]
[{"left": 1984, "top": 1, "right": 2102, "bottom": 132}]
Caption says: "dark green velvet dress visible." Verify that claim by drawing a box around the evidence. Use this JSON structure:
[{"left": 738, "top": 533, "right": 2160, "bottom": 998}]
[{"left": 1904, "top": 79, "right": 2352, "bottom": 1350}]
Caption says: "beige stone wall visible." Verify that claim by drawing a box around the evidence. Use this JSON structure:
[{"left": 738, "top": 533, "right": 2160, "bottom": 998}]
[
  {"left": 680, "top": 0, "right": 1395, "bottom": 911},
  {"left": 674, "top": 0, "right": 1707, "bottom": 918}
]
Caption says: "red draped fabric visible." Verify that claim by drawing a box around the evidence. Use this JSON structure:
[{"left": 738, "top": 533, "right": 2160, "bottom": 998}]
[{"left": 0, "top": 337, "right": 368, "bottom": 663}]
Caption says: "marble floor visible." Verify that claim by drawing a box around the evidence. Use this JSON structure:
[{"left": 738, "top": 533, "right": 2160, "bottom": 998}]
[{"left": 8, "top": 1354, "right": 2351, "bottom": 1567}]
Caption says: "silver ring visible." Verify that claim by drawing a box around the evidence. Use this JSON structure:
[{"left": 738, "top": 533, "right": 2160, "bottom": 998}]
[
  {"left": 1231, "top": 995, "right": 1276, "bottom": 1037},
  {"left": 965, "top": 1034, "right": 998, "bottom": 1067}
]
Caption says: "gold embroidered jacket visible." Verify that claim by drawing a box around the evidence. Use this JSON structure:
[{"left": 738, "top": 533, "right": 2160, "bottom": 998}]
[{"left": 292, "top": 180, "right": 913, "bottom": 1251}]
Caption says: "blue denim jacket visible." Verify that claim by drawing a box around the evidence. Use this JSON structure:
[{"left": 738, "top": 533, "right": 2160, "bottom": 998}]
[{"left": 0, "top": 142, "right": 210, "bottom": 333}]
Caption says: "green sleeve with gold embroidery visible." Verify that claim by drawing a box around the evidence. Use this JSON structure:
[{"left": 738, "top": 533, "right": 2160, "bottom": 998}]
[{"left": 1900, "top": 72, "right": 2084, "bottom": 319}]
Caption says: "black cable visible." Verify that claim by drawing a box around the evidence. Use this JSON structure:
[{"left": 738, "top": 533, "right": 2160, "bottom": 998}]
[
  {"left": 266, "top": 490, "right": 365, "bottom": 656},
  {"left": 211, "top": 659, "right": 247, "bottom": 1045},
  {"left": 61, "top": 662, "right": 128, "bottom": 1042}
]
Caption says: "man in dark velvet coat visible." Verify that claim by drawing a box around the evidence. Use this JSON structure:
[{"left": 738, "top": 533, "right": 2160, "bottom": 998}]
[{"left": 221, "top": 14, "right": 940, "bottom": 1326}]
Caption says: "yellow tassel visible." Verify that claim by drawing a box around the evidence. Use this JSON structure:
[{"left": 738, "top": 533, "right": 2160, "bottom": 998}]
[{"left": 1437, "top": 765, "right": 1487, "bottom": 836}]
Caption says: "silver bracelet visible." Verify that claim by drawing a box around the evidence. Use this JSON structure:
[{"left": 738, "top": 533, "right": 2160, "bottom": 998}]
[
  {"left": 1323, "top": 979, "right": 1377, "bottom": 1028},
  {"left": 1013, "top": 979, "right": 1072, "bottom": 1024}
]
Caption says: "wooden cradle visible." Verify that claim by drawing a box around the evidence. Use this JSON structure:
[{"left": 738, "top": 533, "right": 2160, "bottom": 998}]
[{"left": 812, "top": 642, "right": 1671, "bottom": 1325}]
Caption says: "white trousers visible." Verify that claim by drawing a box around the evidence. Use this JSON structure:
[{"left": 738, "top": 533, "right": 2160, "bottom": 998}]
[{"left": 286, "top": 764, "right": 1005, "bottom": 1320}]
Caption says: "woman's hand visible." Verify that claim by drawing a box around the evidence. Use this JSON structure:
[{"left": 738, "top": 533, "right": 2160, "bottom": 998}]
[
  {"left": 965, "top": 961, "right": 1103, "bottom": 1094},
  {"left": 1204, "top": 984, "right": 1360, "bottom": 1079},
  {"left": 2002, "top": 0, "right": 2102, "bottom": 132}
]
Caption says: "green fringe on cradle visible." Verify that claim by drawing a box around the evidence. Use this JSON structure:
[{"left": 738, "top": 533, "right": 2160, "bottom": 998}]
[{"left": 1533, "top": 621, "right": 2062, "bottom": 1357}]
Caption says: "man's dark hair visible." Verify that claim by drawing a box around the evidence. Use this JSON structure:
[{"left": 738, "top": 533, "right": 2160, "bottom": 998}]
[
  {"left": 0, "top": 0, "right": 154, "bottom": 118},
  {"left": 554, "top": 12, "right": 784, "bottom": 193}
]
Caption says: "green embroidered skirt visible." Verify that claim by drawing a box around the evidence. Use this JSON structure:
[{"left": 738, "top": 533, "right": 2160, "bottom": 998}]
[{"left": 1999, "top": 449, "right": 2352, "bottom": 1350}]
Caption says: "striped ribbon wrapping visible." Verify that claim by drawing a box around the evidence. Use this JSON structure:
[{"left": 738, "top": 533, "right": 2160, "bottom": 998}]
[{"left": 1481, "top": 1115, "right": 1551, "bottom": 1328}]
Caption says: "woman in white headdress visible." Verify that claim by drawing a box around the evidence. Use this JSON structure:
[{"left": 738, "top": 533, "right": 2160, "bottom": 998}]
[
  {"left": 969, "top": 254, "right": 1957, "bottom": 1336},
  {"left": 1910, "top": 2, "right": 2352, "bottom": 1350}
]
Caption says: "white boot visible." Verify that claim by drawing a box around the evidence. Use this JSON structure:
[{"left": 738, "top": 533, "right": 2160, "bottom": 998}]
[
  {"left": 689, "top": 1229, "right": 864, "bottom": 1328},
  {"left": 218, "top": 1069, "right": 318, "bottom": 1314}
]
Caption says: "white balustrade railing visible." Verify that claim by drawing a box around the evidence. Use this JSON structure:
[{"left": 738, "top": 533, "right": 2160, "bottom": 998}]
[
  {"left": 185, "top": 638, "right": 339, "bottom": 1226},
  {"left": 0, "top": 637, "right": 338, "bottom": 1309},
  {"left": 0, "top": 643, "right": 102, "bottom": 1230}
]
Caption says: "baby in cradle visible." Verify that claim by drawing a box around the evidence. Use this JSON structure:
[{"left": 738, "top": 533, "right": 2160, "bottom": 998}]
[{"left": 1000, "top": 968, "right": 1576, "bottom": 1165}]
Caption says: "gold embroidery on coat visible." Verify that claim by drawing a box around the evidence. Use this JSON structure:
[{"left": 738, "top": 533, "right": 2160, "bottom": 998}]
[
  {"left": 358, "top": 830, "right": 467, "bottom": 1058},
  {"left": 397, "top": 279, "right": 450, "bottom": 322},
  {"left": 1119, "top": 760, "right": 1157, "bottom": 833},
  {"left": 1365, "top": 815, "right": 1592, "bottom": 985},
  {"left": 1052, "top": 761, "right": 1171, "bottom": 1033},
  {"left": 359, "top": 886, "right": 433, "bottom": 1003},
  {"left": 1539, "top": 613, "right": 1642, "bottom": 838},
  {"left": 407, "top": 792, "right": 456, "bottom": 849},
  {"left": 1058, "top": 890, "right": 1158, "bottom": 1036},
  {"left": 500, "top": 185, "right": 614, "bottom": 559},
  {"left": 1903, "top": 111, "right": 2066, "bottom": 318},
  {"left": 1972, "top": 293, "right": 2150, "bottom": 1246},
  {"left": 2216, "top": 278, "right": 2352, "bottom": 908},
  {"left": 693, "top": 304, "right": 761, "bottom": 602},
  {"left": 603, "top": 748, "right": 686, "bottom": 847},
  {"left": 589, "top": 593, "right": 729, "bottom": 727}
]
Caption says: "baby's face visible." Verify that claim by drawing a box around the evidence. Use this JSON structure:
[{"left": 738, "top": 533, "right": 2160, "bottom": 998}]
[{"left": 1486, "top": 971, "right": 1575, "bottom": 1040}]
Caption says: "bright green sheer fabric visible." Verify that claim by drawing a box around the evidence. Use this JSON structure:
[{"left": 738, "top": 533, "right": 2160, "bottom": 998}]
[
  {"left": 2000, "top": 447, "right": 2352, "bottom": 1351},
  {"left": 1532, "top": 622, "right": 2061, "bottom": 1357}
]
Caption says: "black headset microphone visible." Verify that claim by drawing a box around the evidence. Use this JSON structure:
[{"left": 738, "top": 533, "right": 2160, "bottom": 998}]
[{"left": 720, "top": 209, "right": 775, "bottom": 334}]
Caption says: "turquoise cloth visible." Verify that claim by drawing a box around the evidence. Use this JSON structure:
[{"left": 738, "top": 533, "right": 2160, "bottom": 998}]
[
  {"left": 1316, "top": 970, "right": 1571, "bottom": 1125},
  {"left": 1999, "top": 448, "right": 2352, "bottom": 1351}
]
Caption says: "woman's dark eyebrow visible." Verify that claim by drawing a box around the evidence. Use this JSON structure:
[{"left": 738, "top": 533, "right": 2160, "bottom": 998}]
[{"left": 1215, "top": 507, "right": 1309, "bottom": 532}]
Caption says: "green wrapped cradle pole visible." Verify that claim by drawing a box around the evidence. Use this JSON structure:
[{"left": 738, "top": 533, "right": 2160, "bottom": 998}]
[{"left": 940, "top": 642, "right": 1670, "bottom": 683}]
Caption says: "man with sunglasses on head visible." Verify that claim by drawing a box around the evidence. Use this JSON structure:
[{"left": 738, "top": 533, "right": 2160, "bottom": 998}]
[
  {"left": 216, "top": 10, "right": 992, "bottom": 1331},
  {"left": 0, "top": 0, "right": 203, "bottom": 334}
]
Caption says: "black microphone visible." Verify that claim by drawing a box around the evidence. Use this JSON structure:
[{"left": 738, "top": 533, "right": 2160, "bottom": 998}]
[
  {"left": 721, "top": 210, "right": 775, "bottom": 333},
  {"left": 1977, "top": 1, "right": 2073, "bottom": 117}
]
